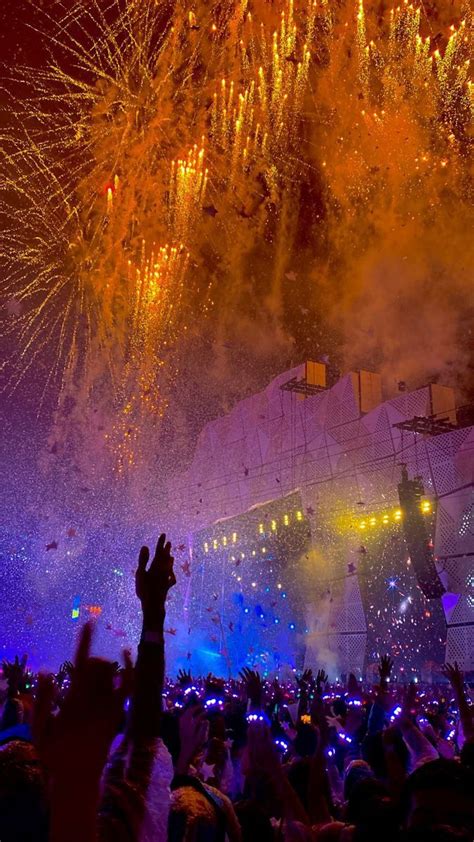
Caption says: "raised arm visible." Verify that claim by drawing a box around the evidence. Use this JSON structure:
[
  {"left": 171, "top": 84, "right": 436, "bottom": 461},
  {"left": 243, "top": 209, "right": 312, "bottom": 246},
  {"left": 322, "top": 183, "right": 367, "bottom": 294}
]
[
  {"left": 367, "top": 655, "right": 392, "bottom": 735},
  {"left": 34, "top": 624, "right": 131, "bottom": 842},
  {"left": 129, "top": 533, "right": 176, "bottom": 743},
  {"left": 442, "top": 661, "right": 474, "bottom": 744}
]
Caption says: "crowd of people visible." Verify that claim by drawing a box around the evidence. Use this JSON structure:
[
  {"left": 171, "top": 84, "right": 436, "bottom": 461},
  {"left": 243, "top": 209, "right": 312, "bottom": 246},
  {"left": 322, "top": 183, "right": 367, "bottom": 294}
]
[{"left": 1, "top": 533, "right": 473, "bottom": 841}]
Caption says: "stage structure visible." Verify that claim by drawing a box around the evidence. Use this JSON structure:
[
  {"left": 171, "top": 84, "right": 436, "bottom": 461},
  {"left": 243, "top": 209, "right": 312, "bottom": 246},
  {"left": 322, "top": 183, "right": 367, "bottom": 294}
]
[{"left": 174, "top": 363, "right": 474, "bottom": 677}]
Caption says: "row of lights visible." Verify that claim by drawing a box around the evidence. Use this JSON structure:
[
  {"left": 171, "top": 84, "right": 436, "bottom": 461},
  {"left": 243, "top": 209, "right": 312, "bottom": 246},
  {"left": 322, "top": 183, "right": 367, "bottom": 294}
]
[
  {"left": 358, "top": 500, "right": 432, "bottom": 530},
  {"left": 203, "top": 510, "right": 304, "bottom": 552}
]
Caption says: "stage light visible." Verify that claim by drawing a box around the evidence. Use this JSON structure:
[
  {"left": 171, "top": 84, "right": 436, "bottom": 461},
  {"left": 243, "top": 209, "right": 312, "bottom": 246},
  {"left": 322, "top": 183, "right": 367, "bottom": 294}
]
[
  {"left": 289, "top": 622, "right": 295, "bottom": 630},
  {"left": 274, "top": 618, "right": 280, "bottom": 624},
  {"left": 369, "top": 517, "right": 376, "bottom": 526},
  {"left": 394, "top": 510, "right": 402, "bottom": 521},
  {"left": 252, "top": 582, "right": 257, "bottom": 587},
  {"left": 359, "top": 521, "right": 366, "bottom": 529},
  {"left": 296, "top": 510, "right": 303, "bottom": 521},
  {"left": 232, "top": 532, "right": 237, "bottom": 543},
  {"left": 262, "top": 547, "right": 266, "bottom": 553},
  {"left": 204, "top": 542, "right": 209, "bottom": 553},
  {"left": 421, "top": 500, "right": 432, "bottom": 514},
  {"left": 222, "top": 536, "right": 227, "bottom": 546},
  {"left": 213, "top": 539, "right": 218, "bottom": 550},
  {"left": 277, "top": 583, "right": 282, "bottom": 589},
  {"left": 271, "top": 519, "right": 277, "bottom": 531},
  {"left": 382, "top": 515, "right": 389, "bottom": 525},
  {"left": 259, "top": 523, "right": 264, "bottom": 534},
  {"left": 283, "top": 514, "right": 289, "bottom": 526}
]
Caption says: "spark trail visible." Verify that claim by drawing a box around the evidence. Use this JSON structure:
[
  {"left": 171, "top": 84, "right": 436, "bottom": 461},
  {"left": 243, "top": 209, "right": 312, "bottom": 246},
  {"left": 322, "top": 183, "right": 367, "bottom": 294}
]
[{"left": 0, "top": 0, "right": 472, "bottom": 475}]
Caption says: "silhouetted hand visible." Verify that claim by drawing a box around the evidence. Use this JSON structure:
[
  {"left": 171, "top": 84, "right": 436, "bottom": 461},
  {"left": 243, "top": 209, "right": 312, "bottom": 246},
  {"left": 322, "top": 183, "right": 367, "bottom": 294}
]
[
  {"left": 2, "top": 654, "right": 28, "bottom": 694},
  {"left": 177, "top": 668, "right": 193, "bottom": 687},
  {"left": 205, "top": 673, "right": 225, "bottom": 696},
  {"left": 316, "top": 668, "right": 328, "bottom": 694},
  {"left": 297, "top": 668, "right": 314, "bottom": 696},
  {"left": 379, "top": 655, "right": 393, "bottom": 687},
  {"left": 57, "top": 660, "right": 74, "bottom": 688},
  {"left": 136, "top": 533, "right": 176, "bottom": 630},
  {"left": 239, "top": 667, "right": 263, "bottom": 708},
  {"left": 442, "top": 662, "right": 474, "bottom": 743},
  {"left": 441, "top": 661, "right": 464, "bottom": 695},
  {"left": 33, "top": 623, "right": 133, "bottom": 783}
]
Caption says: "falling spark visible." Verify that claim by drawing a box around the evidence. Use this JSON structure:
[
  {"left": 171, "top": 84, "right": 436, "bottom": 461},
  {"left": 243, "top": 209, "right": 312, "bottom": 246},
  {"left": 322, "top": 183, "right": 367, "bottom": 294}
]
[{"left": 0, "top": 0, "right": 471, "bottom": 474}]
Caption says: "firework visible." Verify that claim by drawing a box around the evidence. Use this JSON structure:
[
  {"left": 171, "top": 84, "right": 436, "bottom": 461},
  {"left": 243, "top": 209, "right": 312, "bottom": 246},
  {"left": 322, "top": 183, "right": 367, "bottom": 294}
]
[{"left": 0, "top": 0, "right": 472, "bottom": 472}]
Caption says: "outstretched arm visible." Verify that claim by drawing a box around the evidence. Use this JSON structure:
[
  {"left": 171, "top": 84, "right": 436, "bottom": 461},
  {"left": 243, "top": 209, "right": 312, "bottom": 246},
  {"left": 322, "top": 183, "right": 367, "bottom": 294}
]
[
  {"left": 398, "top": 682, "right": 438, "bottom": 768},
  {"left": 367, "top": 655, "right": 392, "bottom": 735},
  {"left": 442, "top": 661, "right": 474, "bottom": 744},
  {"left": 34, "top": 624, "right": 131, "bottom": 842},
  {"left": 129, "top": 533, "right": 176, "bottom": 743},
  {"left": 99, "top": 534, "right": 176, "bottom": 840}
]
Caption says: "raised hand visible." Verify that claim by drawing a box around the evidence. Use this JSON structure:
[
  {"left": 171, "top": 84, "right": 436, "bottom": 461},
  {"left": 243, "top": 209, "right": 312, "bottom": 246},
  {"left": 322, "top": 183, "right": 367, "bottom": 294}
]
[
  {"left": 177, "top": 667, "right": 193, "bottom": 687},
  {"left": 442, "top": 662, "right": 474, "bottom": 744},
  {"left": 2, "top": 654, "right": 28, "bottom": 693},
  {"left": 136, "top": 533, "right": 176, "bottom": 630},
  {"left": 33, "top": 624, "right": 133, "bottom": 842},
  {"left": 34, "top": 624, "right": 133, "bottom": 782},
  {"left": 316, "top": 668, "right": 328, "bottom": 692},
  {"left": 297, "top": 668, "right": 314, "bottom": 692},
  {"left": 57, "top": 660, "right": 74, "bottom": 687},
  {"left": 205, "top": 673, "right": 225, "bottom": 696},
  {"left": 441, "top": 661, "right": 464, "bottom": 694},
  {"left": 239, "top": 667, "right": 263, "bottom": 708},
  {"left": 378, "top": 654, "right": 393, "bottom": 687}
]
